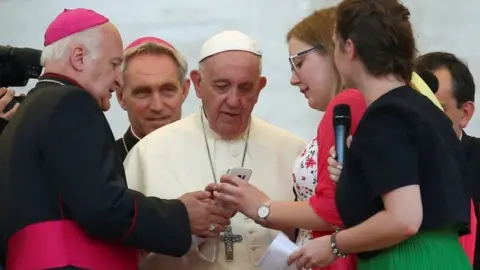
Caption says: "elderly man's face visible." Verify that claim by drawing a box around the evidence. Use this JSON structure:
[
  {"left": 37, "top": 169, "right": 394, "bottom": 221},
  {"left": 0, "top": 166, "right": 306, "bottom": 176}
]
[
  {"left": 80, "top": 23, "right": 124, "bottom": 111},
  {"left": 191, "top": 51, "right": 266, "bottom": 139},
  {"left": 118, "top": 53, "right": 189, "bottom": 138}
]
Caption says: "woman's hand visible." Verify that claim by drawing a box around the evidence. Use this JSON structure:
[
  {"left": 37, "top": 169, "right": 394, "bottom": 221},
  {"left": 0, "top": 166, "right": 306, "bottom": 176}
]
[
  {"left": 327, "top": 135, "right": 352, "bottom": 183},
  {"left": 287, "top": 235, "right": 337, "bottom": 269},
  {"left": 205, "top": 174, "right": 270, "bottom": 221}
]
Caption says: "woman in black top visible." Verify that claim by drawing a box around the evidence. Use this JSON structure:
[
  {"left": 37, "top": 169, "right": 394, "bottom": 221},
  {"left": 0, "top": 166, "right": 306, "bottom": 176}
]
[{"left": 287, "top": 0, "right": 471, "bottom": 269}]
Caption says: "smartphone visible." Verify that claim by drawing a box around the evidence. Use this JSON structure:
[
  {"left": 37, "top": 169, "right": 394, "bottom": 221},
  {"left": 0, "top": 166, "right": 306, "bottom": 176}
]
[
  {"left": 226, "top": 167, "right": 253, "bottom": 182},
  {"left": 219, "top": 168, "right": 253, "bottom": 217}
]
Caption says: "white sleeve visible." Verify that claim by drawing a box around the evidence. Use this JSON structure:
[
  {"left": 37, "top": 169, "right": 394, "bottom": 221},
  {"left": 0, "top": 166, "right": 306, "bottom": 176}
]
[
  {"left": 192, "top": 236, "right": 218, "bottom": 263},
  {"left": 124, "top": 143, "right": 147, "bottom": 193}
]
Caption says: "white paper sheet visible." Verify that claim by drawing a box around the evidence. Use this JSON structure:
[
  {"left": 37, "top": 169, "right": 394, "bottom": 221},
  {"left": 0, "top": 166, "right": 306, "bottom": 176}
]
[{"left": 256, "top": 232, "right": 299, "bottom": 270}]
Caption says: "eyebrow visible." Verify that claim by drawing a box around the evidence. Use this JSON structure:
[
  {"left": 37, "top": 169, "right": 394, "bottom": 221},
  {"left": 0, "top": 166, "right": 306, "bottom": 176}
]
[
  {"left": 212, "top": 79, "right": 230, "bottom": 84},
  {"left": 131, "top": 85, "right": 150, "bottom": 94},
  {"left": 131, "top": 82, "right": 179, "bottom": 92},
  {"left": 112, "top": 57, "right": 124, "bottom": 63}
]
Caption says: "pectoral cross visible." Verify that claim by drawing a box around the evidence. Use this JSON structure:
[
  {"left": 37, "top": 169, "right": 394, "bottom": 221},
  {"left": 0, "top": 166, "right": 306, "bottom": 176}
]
[{"left": 220, "top": 226, "right": 243, "bottom": 261}]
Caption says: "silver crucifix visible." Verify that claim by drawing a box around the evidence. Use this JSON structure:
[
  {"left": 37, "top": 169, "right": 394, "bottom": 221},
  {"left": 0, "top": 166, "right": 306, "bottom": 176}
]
[{"left": 220, "top": 226, "right": 243, "bottom": 261}]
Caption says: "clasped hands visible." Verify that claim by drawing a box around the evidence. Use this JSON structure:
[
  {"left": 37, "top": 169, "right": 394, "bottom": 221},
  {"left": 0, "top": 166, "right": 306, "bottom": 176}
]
[
  {"left": 179, "top": 175, "right": 269, "bottom": 238},
  {"left": 178, "top": 175, "right": 270, "bottom": 238}
]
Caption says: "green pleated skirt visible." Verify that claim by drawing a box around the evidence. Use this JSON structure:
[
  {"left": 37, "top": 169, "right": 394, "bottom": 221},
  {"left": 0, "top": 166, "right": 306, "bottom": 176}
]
[{"left": 357, "top": 229, "right": 471, "bottom": 270}]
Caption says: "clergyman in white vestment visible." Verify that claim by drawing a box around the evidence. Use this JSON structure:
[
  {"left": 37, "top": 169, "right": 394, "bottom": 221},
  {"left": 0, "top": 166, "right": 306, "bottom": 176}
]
[{"left": 124, "top": 30, "right": 306, "bottom": 270}]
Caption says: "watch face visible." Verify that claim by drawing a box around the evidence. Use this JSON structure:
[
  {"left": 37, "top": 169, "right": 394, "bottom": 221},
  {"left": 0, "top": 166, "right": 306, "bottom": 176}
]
[{"left": 258, "top": 205, "right": 270, "bottom": 218}]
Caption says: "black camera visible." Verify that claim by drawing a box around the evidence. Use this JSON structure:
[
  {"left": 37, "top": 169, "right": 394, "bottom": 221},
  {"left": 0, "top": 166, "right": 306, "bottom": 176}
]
[{"left": 0, "top": 45, "right": 42, "bottom": 113}]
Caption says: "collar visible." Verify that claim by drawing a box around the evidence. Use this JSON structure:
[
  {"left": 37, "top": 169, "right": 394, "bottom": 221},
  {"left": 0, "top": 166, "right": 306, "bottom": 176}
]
[
  {"left": 37, "top": 73, "right": 84, "bottom": 88},
  {"left": 122, "top": 126, "right": 141, "bottom": 152},
  {"left": 196, "top": 106, "right": 250, "bottom": 141}
]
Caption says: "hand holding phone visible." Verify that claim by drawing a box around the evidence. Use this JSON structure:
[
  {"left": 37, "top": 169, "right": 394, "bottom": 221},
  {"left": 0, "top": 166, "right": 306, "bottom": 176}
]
[
  {"left": 213, "top": 167, "right": 253, "bottom": 217},
  {"left": 225, "top": 167, "right": 252, "bottom": 182}
]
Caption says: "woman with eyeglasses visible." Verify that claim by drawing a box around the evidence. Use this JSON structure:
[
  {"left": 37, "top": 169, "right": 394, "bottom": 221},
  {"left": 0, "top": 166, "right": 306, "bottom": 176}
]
[
  {"left": 287, "top": 0, "right": 471, "bottom": 269},
  {"left": 206, "top": 6, "right": 366, "bottom": 270}
]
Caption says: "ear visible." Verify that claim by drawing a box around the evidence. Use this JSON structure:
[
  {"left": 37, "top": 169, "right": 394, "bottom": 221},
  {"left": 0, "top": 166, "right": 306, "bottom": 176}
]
[
  {"left": 460, "top": 101, "right": 475, "bottom": 129},
  {"left": 181, "top": 78, "right": 191, "bottom": 102},
  {"left": 190, "top": 70, "right": 202, "bottom": 99},
  {"left": 258, "top": 76, "right": 267, "bottom": 92},
  {"left": 70, "top": 45, "right": 87, "bottom": 71},
  {"left": 115, "top": 87, "right": 127, "bottom": 110},
  {"left": 345, "top": 39, "right": 356, "bottom": 60}
]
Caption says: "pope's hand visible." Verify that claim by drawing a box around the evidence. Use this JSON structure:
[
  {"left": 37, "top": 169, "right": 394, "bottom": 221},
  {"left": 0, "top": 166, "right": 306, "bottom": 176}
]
[
  {"left": 327, "top": 135, "right": 352, "bottom": 184},
  {"left": 178, "top": 191, "right": 232, "bottom": 238},
  {"left": 205, "top": 175, "right": 270, "bottom": 222}
]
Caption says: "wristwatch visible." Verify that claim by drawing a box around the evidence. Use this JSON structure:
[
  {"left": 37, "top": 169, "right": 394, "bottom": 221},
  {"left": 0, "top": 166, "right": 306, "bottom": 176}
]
[{"left": 257, "top": 201, "right": 271, "bottom": 220}]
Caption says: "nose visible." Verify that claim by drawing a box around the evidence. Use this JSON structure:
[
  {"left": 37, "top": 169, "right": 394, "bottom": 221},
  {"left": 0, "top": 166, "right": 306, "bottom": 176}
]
[
  {"left": 114, "top": 69, "right": 124, "bottom": 89},
  {"left": 150, "top": 93, "right": 164, "bottom": 112},
  {"left": 290, "top": 71, "right": 301, "bottom": 86},
  {"left": 225, "top": 89, "right": 240, "bottom": 108}
]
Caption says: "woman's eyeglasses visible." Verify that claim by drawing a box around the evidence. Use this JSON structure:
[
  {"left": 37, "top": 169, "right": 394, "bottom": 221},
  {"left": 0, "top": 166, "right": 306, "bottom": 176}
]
[{"left": 289, "top": 44, "right": 324, "bottom": 73}]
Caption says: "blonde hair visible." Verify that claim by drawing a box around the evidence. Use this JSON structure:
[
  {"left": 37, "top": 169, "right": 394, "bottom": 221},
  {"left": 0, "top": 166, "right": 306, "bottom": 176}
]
[
  {"left": 286, "top": 6, "right": 342, "bottom": 94},
  {"left": 123, "top": 43, "right": 188, "bottom": 84}
]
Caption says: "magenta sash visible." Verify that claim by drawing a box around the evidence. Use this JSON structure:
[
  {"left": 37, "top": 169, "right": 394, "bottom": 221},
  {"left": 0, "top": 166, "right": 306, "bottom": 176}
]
[{"left": 7, "top": 220, "right": 139, "bottom": 270}]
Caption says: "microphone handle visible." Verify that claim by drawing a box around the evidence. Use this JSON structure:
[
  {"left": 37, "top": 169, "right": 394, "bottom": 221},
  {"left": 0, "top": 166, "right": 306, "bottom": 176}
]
[{"left": 334, "top": 125, "right": 347, "bottom": 165}]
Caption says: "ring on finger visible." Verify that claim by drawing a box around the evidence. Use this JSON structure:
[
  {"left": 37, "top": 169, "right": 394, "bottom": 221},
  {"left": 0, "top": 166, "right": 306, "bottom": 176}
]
[{"left": 208, "top": 224, "right": 216, "bottom": 232}]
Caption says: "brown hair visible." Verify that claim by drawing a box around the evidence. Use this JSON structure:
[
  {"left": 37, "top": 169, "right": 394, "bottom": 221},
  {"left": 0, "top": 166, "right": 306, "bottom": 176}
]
[
  {"left": 286, "top": 6, "right": 342, "bottom": 93},
  {"left": 336, "top": 0, "right": 415, "bottom": 82},
  {"left": 287, "top": 6, "right": 336, "bottom": 56}
]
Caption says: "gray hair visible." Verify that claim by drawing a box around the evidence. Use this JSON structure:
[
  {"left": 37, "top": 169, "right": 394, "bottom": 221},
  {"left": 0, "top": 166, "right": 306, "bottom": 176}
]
[{"left": 40, "top": 25, "right": 102, "bottom": 67}]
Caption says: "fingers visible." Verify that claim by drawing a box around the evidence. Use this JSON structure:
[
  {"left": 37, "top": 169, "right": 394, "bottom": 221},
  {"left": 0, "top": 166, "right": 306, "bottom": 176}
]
[
  {"left": 3, "top": 103, "right": 19, "bottom": 119},
  {"left": 201, "top": 223, "right": 227, "bottom": 237},
  {"left": 214, "top": 192, "right": 238, "bottom": 207},
  {"left": 328, "top": 146, "right": 336, "bottom": 159},
  {"left": 190, "top": 190, "right": 212, "bottom": 200},
  {"left": 0, "top": 88, "right": 7, "bottom": 96},
  {"left": 205, "top": 183, "right": 217, "bottom": 193},
  {"left": 219, "top": 174, "right": 242, "bottom": 186},
  {"left": 211, "top": 225, "right": 227, "bottom": 234},
  {"left": 304, "top": 261, "right": 315, "bottom": 269},
  {"left": 209, "top": 213, "right": 231, "bottom": 227},
  {"left": 215, "top": 183, "right": 240, "bottom": 197},
  {"left": 287, "top": 249, "right": 303, "bottom": 265},
  {"left": 208, "top": 203, "right": 233, "bottom": 219},
  {"left": 0, "top": 88, "right": 14, "bottom": 113},
  {"left": 327, "top": 156, "right": 341, "bottom": 168},
  {"left": 202, "top": 198, "right": 214, "bottom": 204},
  {"left": 347, "top": 135, "right": 352, "bottom": 148},
  {"left": 327, "top": 156, "right": 342, "bottom": 183},
  {"left": 296, "top": 255, "right": 310, "bottom": 270}
]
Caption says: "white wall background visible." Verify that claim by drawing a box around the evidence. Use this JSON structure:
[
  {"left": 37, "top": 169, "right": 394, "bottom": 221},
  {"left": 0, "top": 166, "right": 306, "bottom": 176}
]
[{"left": 0, "top": 0, "right": 479, "bottom": 140}]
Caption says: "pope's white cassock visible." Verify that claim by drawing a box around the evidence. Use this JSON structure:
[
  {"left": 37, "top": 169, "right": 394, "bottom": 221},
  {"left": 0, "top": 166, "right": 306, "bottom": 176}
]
[{"left": 124, "top": 105, "right": 305, "bottom": 269}]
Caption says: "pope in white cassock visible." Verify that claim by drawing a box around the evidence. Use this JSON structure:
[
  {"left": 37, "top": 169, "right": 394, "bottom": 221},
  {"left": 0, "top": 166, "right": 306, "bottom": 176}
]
[{"left": 124, "top": 30, "right": 306, "bottom": 270}]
